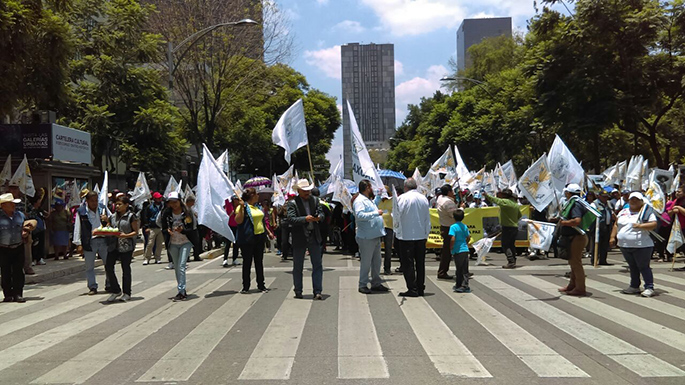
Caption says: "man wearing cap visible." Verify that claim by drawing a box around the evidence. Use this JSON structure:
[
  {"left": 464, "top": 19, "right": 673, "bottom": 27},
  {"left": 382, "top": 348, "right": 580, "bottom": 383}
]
[
  {"left": 557, "top": 184, "right": 589, "bottom": 296},
  {"left": 141, "top": 192, "right": 165, "bottom": 265},
  {"left": 592, "top": 190, "right": 613, "bottom": 265},
  {"left": 0, "top": 193, "right": 37, "bottom": 302},
  {"left": 287, "top": 179, "right": 325, "bottom": 300},
  {"left": 73, "top": 191, "right": 111, "bottom": 295},
  {"left": 353, "top": 179, "right": 389, "bottom": 294},
  {"left": 484, "top": 189, "right": 522, "bottom": 269}
]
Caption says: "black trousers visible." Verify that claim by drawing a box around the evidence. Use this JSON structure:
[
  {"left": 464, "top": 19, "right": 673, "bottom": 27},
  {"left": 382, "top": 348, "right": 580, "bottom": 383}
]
[
  {"left": 281, "top": 225, "right": 291, "bottom": 259},
  {"left": 0, "top": 245, "right": 25, "bottom": 298},
  {"left": 501, "top": 226, "right": 518, "bottom": 264},
  {"left": 453, "top": 252, "right": 470, "bottom": 289},
  {"left": 383, "top": 228, "right": 395, "bottom": 272},
  {"left": 240, "top": 234, "right": 266, "bottom": 291},
  {"left": 105, "top": 249, "right": 133, "bottom": 295},
  {"left": 223, "top": 226, "right": 239, "bottom": 262},
  {"left": 399, "top": 239, "right": 426, "bottom": 294},
  {"left": 438, "top": 226, "right": 452, "bottom": 277}
]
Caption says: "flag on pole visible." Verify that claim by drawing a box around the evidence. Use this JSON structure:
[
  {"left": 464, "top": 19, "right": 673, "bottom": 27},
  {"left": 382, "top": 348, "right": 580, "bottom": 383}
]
[
  {"left": 472, "top": 236, "right": 494, "bottom": 266},
  {"left": 196, "top": 144, "right": 236, "bottom": 242},
  {"left": 561, "top": 196, "right": 600, "bottom": 233},
  {"left": 672, "top": 168, "right": 681, "bottom": 195},
  {"left": 527, "top": 220, "right": 556, "bottom": 251},
  {"left": 332, "top": 179, "right": 353, "bottom": 212},
  {"left": 215, "top": 150, "right": 230, "bottom": 175},
  {"left": 184, "top": 184, "right": 194, "bottom": 201},
  {"left": 235, "top": 180, "right": 244, "bottom": 197},
  {"left": 278, "top": 164, "right": 295, "bottom": 187},
  {"left": 98, "top": 171, "right": 108, "bottom": 208},
  {"left": 331, "top": 155, "right": 344, "bottom": 182},
  {"left": 93, "top": 184, "right": 100, "bottom": 195},
  {"left": 0, "top": 155, "right": 11, "bottom": 186},
  {"left": 347, "top": 101, "right": 385, "bottom": 195},
  {"left": 163, "top": 176, "right": 179, "bottom": 198},
  {"left": 453, "top": 144, "right": 471, "bottom": 183},
  {"left": 430, "top": 147, "right": 456, "bottom": 175},
  {"left": 68, "top": 179, "right": 82, "bottom": 208},
  {"left": 667, "top": 216, "right": 684, "bottom": 254},
  {"left": 272, "top": 174, "right": 286, "bottom": 207},
  {"left": 548, "top": 135, "right": 584, "bottom": 194},
  {"left": 8, "top": 154, "right": 36, "bottom": 197},
  {"left": 644, "top": 180, "right": 666, "bottom": 213},
  {"left": 518, "top": 154, "right": 555, "bottom": 212},
  {"left": 130, "top": 172, "right": 151, "bottom": 207},
  {"left": 625, "top": 155, "right": 644, "bottom": 191},
  {"left": 500, "top": 160, "right": 518, "bottom": 190},
  {"left": 272, "top": 98, "right": 308, "bottom": 164}
]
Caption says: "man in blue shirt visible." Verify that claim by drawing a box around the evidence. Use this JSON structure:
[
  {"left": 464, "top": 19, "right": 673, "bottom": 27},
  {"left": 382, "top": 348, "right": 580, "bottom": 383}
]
[
  {"left": 0, "top": 193, "right": 37, "bottom": 303},
  {"left": 353, "top": 179, "right": 389, "bottom": 294},
  {"left": 449, "top": 209, "right": 471, "bottom": 293}
]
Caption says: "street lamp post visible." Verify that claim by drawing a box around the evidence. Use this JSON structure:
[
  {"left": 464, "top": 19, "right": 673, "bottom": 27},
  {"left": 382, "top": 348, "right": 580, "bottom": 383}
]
[
  {"left": 439, "top": 76, "right": 493, "bottom": 97},
  {"left": 166, "top": 18, "right": 258, "bottom": 90}
]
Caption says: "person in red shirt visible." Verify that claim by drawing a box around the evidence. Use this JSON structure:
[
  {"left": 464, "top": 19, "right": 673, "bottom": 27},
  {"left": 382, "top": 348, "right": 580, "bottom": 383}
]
[{"left": 222, "top": 196, "right": 241, "bottom": 267}]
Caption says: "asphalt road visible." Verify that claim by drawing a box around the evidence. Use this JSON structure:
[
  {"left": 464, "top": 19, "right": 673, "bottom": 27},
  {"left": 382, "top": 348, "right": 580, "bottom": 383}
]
[{"left": 2, "top": 247, "right": 685, "bottom": 385}]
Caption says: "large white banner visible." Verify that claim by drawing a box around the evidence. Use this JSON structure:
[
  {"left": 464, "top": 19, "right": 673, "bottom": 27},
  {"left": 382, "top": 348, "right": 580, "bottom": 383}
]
[
  {"left": 272, "top": 99, "right": 308, "bottom": 164},
  {"left": 347, "top": 101, "right": 384, "bottom": 194},
  {"left": 52, "top": 124, "right": 92, "bottom": 165},
  {"left": 196, "top": 144, "right": 237, "bottom": 242},
  {"left": 548, "top": 135, "right": 584, "bottom": 193}
]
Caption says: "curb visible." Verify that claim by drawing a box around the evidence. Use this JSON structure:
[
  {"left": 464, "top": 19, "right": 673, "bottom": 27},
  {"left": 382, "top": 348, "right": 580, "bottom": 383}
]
[{"left": 26, "top": 259, "right": 103, "bottom": 285}]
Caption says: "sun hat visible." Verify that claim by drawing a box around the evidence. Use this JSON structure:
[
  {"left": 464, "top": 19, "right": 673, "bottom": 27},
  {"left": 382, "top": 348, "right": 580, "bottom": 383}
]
[
  {"left": 0, "top": 193, "right": 21, "bottom": 204},
  {"left": 295, "top": 179, "right": 314, "bottom": 191}
]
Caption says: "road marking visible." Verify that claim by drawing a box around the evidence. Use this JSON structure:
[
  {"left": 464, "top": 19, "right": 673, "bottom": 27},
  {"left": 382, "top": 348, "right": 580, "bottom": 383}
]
[
  {"left": 138, "top": 278, "right": 275, "bottom": 382},
  {"left": 588, "top": 277, "right": 685, "bottom": 322},
  {"left": 0, "top": 282, "right": 170, "bottom": 373},
  {"left": 384, "top": 279, "right": 491, "bottom": 378},
  {"left": 645, "top": 273, "right": 685, "bottom": 290},
  {"left": 0, "top": 281, "right": 85, "bottom": 317},
  {"left": 0, "top": 281, "right": 142, "bottom": 339},
  {"left": 238, "top": 287, "right": 313, "bottom": 380},
  {"left": 189, "top": 254, "right": 222, "bottom": 271},
  {"left": 430, "top": 277, "right": 588, "bottom": 378},
  {"left": 477, "top": 276, "right": 685, "bottom": 377},
  {"left": 338, "top": 276, "right": 388, "bottom": 379},
  {"left": 517, "top": 276, "right": 685, "bottom": 353},
  {"left": 32, "top": 279, "right": 229, "bottom": 384}
]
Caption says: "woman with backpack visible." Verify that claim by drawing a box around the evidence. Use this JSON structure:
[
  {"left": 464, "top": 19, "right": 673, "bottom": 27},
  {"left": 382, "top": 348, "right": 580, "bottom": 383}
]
[
  {"left": 105, "top": 195, "right": 139, "bottom": 302},
  {"left": 610, "top": 192, "right": 658, "bottom": 298},
  {"left": 234, "top": 188, "right": 274, "bottom": 294}
]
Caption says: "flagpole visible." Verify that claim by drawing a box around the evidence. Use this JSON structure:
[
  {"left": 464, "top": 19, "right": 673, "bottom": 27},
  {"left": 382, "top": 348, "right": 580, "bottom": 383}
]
[{"left": 306, "top": 143, "right": 315, "bottom": 180}]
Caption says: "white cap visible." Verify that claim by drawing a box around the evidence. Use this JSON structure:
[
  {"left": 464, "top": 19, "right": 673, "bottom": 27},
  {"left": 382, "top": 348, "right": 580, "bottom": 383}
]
[
  {"left": 167, "top": 191, "right": 180, "bottom": 201},
  {"left": 628, "top": 192, "right": 644, "bottom": 201},
  {"left": 563, "top": 183, "right": 582, "bottom": 194},
  {"left": 295, "top": 179, "right": 314, "bottom": 191}
]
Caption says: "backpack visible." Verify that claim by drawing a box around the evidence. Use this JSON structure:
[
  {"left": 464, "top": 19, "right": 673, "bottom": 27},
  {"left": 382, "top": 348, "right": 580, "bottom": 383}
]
[{"left": 641, "top": 205, "right": 664, "bottom": 243}]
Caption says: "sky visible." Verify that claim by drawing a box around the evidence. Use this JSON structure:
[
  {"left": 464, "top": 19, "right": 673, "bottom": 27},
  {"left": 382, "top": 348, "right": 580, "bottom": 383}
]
[{"left": 275, "top": 0, "right": 559, "bottom": 173}]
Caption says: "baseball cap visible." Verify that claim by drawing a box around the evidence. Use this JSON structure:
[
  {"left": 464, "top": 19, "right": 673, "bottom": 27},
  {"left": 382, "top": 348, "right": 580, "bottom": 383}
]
[
  {"left": 167, "top": 191, "right": 180, "bottom": 201},
  {"left": 152, "top": 192, "right": 163, "bottom": 199},
  {"left": 629, "top": 192, "right": 644, "bottom": 201},
  {"left": 563, "top": 184, "right": 582, "bottom": 194}
]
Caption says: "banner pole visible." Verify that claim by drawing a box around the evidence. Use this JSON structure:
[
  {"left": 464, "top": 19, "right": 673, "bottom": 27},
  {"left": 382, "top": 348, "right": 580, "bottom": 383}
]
[{"left": 306, "top": 143, "right": 315, "bottom": 180}]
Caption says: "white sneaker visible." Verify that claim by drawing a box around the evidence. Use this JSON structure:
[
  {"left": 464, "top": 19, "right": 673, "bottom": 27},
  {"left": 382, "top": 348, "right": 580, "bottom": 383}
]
[
  {"left": 142, "top": 260, "right": 149, "bottom": 265},
  {"left": 166, "top": 263, "right": 174, "bottom": 270},
  {"left": 622, "top": 287, "right": 642, "bottom": 294},
  {"left": 222, "top": 259, "right": 229, "bottom": 267},
  {"left": 107, "top": 292, "right": 122, "bottom": 302},
  {"left": 31, "top": 261, "right": 36, "bottom": 266},
  {"left": 121, "top": 294, "right": 131, "bottom": 302},
  {"left": 232, "top": 260, "right": 241, "bottom": 266},
  {"left": 37, "top": 258, "right": 46, "bottom": 265},
  {"left": 641, "top": 288, "right": 655, "bottom": 298}
]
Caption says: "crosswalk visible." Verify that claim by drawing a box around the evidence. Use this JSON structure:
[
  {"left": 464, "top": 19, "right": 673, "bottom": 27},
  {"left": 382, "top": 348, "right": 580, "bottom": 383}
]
[{"left": 2, "top": 271, "right": 685, "bottom": 384}]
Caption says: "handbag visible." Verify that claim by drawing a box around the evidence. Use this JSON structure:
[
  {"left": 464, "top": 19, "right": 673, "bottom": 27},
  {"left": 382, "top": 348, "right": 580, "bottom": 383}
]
[{"left": 556, "top": 234, "right": 574, "bottom": 260}]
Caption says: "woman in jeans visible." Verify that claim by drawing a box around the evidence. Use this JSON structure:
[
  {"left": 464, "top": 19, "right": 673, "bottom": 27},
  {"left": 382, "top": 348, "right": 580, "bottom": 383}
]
[
  {"left": 106, "top": 195, "right": 139, "bottom": 302},
  {"left": 610, "top": 192, "right": 658, "bottom": 298},
  {"left": 234, "top": 188, "right": 274, "bottom": 294},
  {"left": 161, "top": 192, "right": 198, "bottom": 301}
]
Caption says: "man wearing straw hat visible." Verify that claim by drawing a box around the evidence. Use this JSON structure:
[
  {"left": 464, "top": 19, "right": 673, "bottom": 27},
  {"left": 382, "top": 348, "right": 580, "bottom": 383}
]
[{"left": 0, "top": 193, "right": 37, "bottom": 303}]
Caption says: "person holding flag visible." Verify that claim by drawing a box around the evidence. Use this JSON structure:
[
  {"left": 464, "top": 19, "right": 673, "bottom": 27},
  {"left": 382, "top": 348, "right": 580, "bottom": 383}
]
[
  {"left": 665, "top": 185, "right": 685, "bottom": 267},
  {"left": 557, "top": 184, "right": 590, "bottom": 297},
  {"left": 483, "top": 189, "right": 521, "bottom": 269}
]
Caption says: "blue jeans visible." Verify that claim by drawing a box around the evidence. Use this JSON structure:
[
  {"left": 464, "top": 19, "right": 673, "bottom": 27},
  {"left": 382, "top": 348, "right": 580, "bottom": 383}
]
[
  {"left": 293, "top": 238, "right": 323, "bottom": 295},
  {"left": 168, "top": 242, "right": 192, "bottom": 294},
  {"left": 357, "top": 237, "right": 382, "bottom": 289},
  {"left": 620, "top": 247, "right": 654, "bottom": 290},
  {"left": 84, "top": 238, "right": 109, "bottom": 290}
]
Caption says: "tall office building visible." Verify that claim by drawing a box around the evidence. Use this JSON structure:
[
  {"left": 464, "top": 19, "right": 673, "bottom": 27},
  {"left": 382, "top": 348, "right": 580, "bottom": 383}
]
[
  {"left": 341, "top": 43, "right": 396, "bottom": 176},
  {"left": 457, "top": 17, "right": 512, "bottom": 72}
]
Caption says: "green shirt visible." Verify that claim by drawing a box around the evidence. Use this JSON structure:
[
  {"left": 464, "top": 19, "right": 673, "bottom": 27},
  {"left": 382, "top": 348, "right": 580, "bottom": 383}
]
[{"left": 487, "top": 195, "right": 521, "bottom": 228}]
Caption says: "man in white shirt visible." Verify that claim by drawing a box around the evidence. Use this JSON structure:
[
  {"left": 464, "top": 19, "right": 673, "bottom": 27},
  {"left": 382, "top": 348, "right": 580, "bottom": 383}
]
[
  {"left": 436, "top": 184, "right": 457, "bottom": 280},
  {"left": 394, "top": 178, "right": 431, "bottom": 297}
]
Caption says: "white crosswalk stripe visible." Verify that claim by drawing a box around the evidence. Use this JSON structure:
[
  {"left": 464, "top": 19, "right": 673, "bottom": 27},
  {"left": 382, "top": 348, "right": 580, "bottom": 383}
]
[
  {"left": 430, "top": 277, "right": 589, "bottom": 378},
  {"left": 138, "top": 278, "right": 275, "bottom": 382},
  {"left": 587, "top": 277, "right": 685, "bottom": 321},
  {"left": 477, "top": 276, "right": 685, "bottom": 377},
  {"left": 384, "top": 278, "right": 492, "bottom": 378},
  {"left": 0, "top": 281, "right": 85, "bottom": 317}
]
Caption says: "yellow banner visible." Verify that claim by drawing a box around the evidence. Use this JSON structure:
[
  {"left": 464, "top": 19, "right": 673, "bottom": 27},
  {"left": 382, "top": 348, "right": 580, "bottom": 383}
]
[{"left": 426, "top": 206, "right": 530, "bottom": 249}]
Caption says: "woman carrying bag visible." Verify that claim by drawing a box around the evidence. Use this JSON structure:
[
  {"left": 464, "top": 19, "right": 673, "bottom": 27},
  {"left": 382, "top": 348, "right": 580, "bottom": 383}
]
[
  {"left": 161, "top": 192, "right": 199, "bottom": 302},
  {"left": 234, "top": 188, "right": 274, "bottom": 294}
]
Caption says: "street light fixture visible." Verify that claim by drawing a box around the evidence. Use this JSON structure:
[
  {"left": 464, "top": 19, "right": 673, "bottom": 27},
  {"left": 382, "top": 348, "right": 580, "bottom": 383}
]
[
  {"left": 166, "top": 19, "right": 259, "bottom": 90},
  {"left": 439, "top": 76, "right": 493, "bottom": 96}
]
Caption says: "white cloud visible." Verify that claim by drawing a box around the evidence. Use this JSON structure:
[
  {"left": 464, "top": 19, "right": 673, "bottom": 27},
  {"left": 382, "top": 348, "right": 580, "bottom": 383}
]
[
  {"left": 333, "top": 20, "right": 366, "bottom": 33},
  {"left": 470, "top": 11, "right": 496, "bottom": 19},
  {"left": 303, "top": 45, "right": 342, "bottom": 80},
  {"left": 394, "top": 60, "right": 404, "bottom": 76},
  {"left": 395, "top": 64, "right": 448, "bottom": 124},
  {"left": 316, "top": 0, "right": 329, "bottom": 4},
  {"left": 359, "top": 0, "right": 466, "bottom": 36}
]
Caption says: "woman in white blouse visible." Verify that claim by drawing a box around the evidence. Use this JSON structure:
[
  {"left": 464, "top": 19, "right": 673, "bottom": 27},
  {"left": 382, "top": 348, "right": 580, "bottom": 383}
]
[{"left": 609, "top": 192, "right": 658, "bottom": 298}]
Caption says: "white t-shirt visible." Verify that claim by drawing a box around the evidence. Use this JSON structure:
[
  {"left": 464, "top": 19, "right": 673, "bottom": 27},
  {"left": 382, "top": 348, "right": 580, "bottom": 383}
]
[{"left": 616, "top": 208, "right": 656, "bottom": 248}]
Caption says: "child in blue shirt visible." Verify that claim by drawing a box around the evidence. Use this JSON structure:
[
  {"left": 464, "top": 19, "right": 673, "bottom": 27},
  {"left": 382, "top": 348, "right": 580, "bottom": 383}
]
[{"left": 449, "top": 209, "right": 471, "bottom": 293}]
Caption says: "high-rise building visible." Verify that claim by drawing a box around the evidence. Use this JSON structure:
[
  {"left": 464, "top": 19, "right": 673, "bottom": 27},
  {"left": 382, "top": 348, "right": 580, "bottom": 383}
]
[
  {"left": 457, "top": 17, "right": 512, "bottom": 72},
  {"left": 341, "top": 43, "right": 396, "bottom": 177}
]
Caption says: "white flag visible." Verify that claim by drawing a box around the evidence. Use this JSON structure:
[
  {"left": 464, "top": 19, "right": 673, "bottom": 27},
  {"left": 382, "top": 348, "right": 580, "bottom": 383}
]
[
  {"left": 93, "top": 184, "right": 100, "bottom": 194},
  {"left": 548, "top": 135, "right": 584, "bottom": 194},
  {"left": 0, "top": 155, "right": 11, "bottom": 186},
  {"left": 518, "top": 154, "right": 555, "bottom": 212},
  {"left": 465, "top": 168, "right": 485, "bottom": 192},
  {"left": 235, "top": 180, "right": 244, "bottom": 197},
  {"left": 472, "top": 237, "right": 494, "bottom": 266},
  {"left": 163, "top": 176, "right": 178, "bottom": 198},
  {"left": 672, "top": 168, "right": 681, "bottom": 195},
  {"left": 527, "top": 220, "right": 556, "bottom": 251},
  {"left": 644, "top": 180, "right": 666, "bottom": 214},
  {"left": 98, "top": 171, "right": 108, "bottom": 208},
  {"left": 272, "top": 174, "right": 286, "bottom": 207},
  {"left": 68, "top": 179, "right": 82, "bottom": 208},
  {"left": 453, "top": 144, "right": 471, "bottom": 183},
  {"left": 667, "top": 216, "right": 684, "bottom": 254},
  {"left": 602, "top": 163, "right": 619, "bottom": 187},
  {"left": 347, "top": 101, "right": 385, "bottom": 195},
  {"left": 331, "top": 155, "right": 344, "bottom": 182},
  {"left": 130, "top": 172, "right": 151, "bottom": 207},
  {"left": 215, "top": 150, "right": 230, "bottom": 175},
  {"left": 272, "top": 98, "right": 308, "bottom": 164},
  {"left": 278, "top": 164, "right": 295, "bottom": 187},
  {"left": 501, "top": 160, "right": 518, "bottom": 190},
  {"left": 625, "top": 155, "right": 644, "bottom": 191},
  {"left": 391, "top": 185, "right": 400, "bottom": 235},
  {"left": 176, "top": 180, "right": 184, "bottom": 196},
  {"left": 332, "top": 179, "right": 353, "bottom": 212},
  {"left": 196, "top": 144, "right": 236, "bottom": 242},
  {"left": 8, "top": 154, "right": 36, "bottom": 197},
  {"left": 494, "top": 163, "right": 509, "bottom": 191},
  {"left": 184, "top": 184, "right": 194, "bottom": 201},
  {"left": 430, "top": 147, "right": 456, "bottom": 175}
]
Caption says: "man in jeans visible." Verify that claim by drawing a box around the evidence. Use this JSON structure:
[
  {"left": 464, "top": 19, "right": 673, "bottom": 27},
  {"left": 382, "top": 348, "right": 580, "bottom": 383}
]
[
  {"left": 353, "top": 179, "right": 389, "bottom": 294},
  {"left": 287, "top": 179, "right": 325, "bottom": 300},
  {"left": 436, "top": 184, "right": 458, "bottom": 279},
  {"left": 484, "top": 189, "right": 521, "bottom": 269},
  {"left": 395, "top": 178, "right": 431, "bottom": 297},
  {"left": 141, "top": 192, "right": 164, "bottom": 265},
  {"left": 73, "top": 191, "right": 110, "bottom": 295}
]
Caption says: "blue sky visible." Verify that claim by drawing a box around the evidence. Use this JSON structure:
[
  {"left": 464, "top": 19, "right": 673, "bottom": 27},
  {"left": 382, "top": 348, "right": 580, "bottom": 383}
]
[{"left": 275, "top": 0, "right": 562, "bottom": 172}]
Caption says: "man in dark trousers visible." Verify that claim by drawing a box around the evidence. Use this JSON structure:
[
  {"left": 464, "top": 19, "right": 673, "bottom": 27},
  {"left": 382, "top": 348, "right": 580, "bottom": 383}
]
[
  {"left": 395, "top": 178, "right": 431, "bottom": 297},
  {"left": 484, "top": 189, "right": 521, "bottom": 269},
  {"left": 287, "top": 179, "right": 326, "bottom": 300}
]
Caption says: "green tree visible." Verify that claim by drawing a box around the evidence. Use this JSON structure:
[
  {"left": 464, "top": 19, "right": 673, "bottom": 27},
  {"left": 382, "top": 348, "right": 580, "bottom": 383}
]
[
  {"left": 60, "top": 0, "right": 187, "bottom": 174},
  {"left": 0, "top": 0, "right": 72, "bottom": 116}
]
